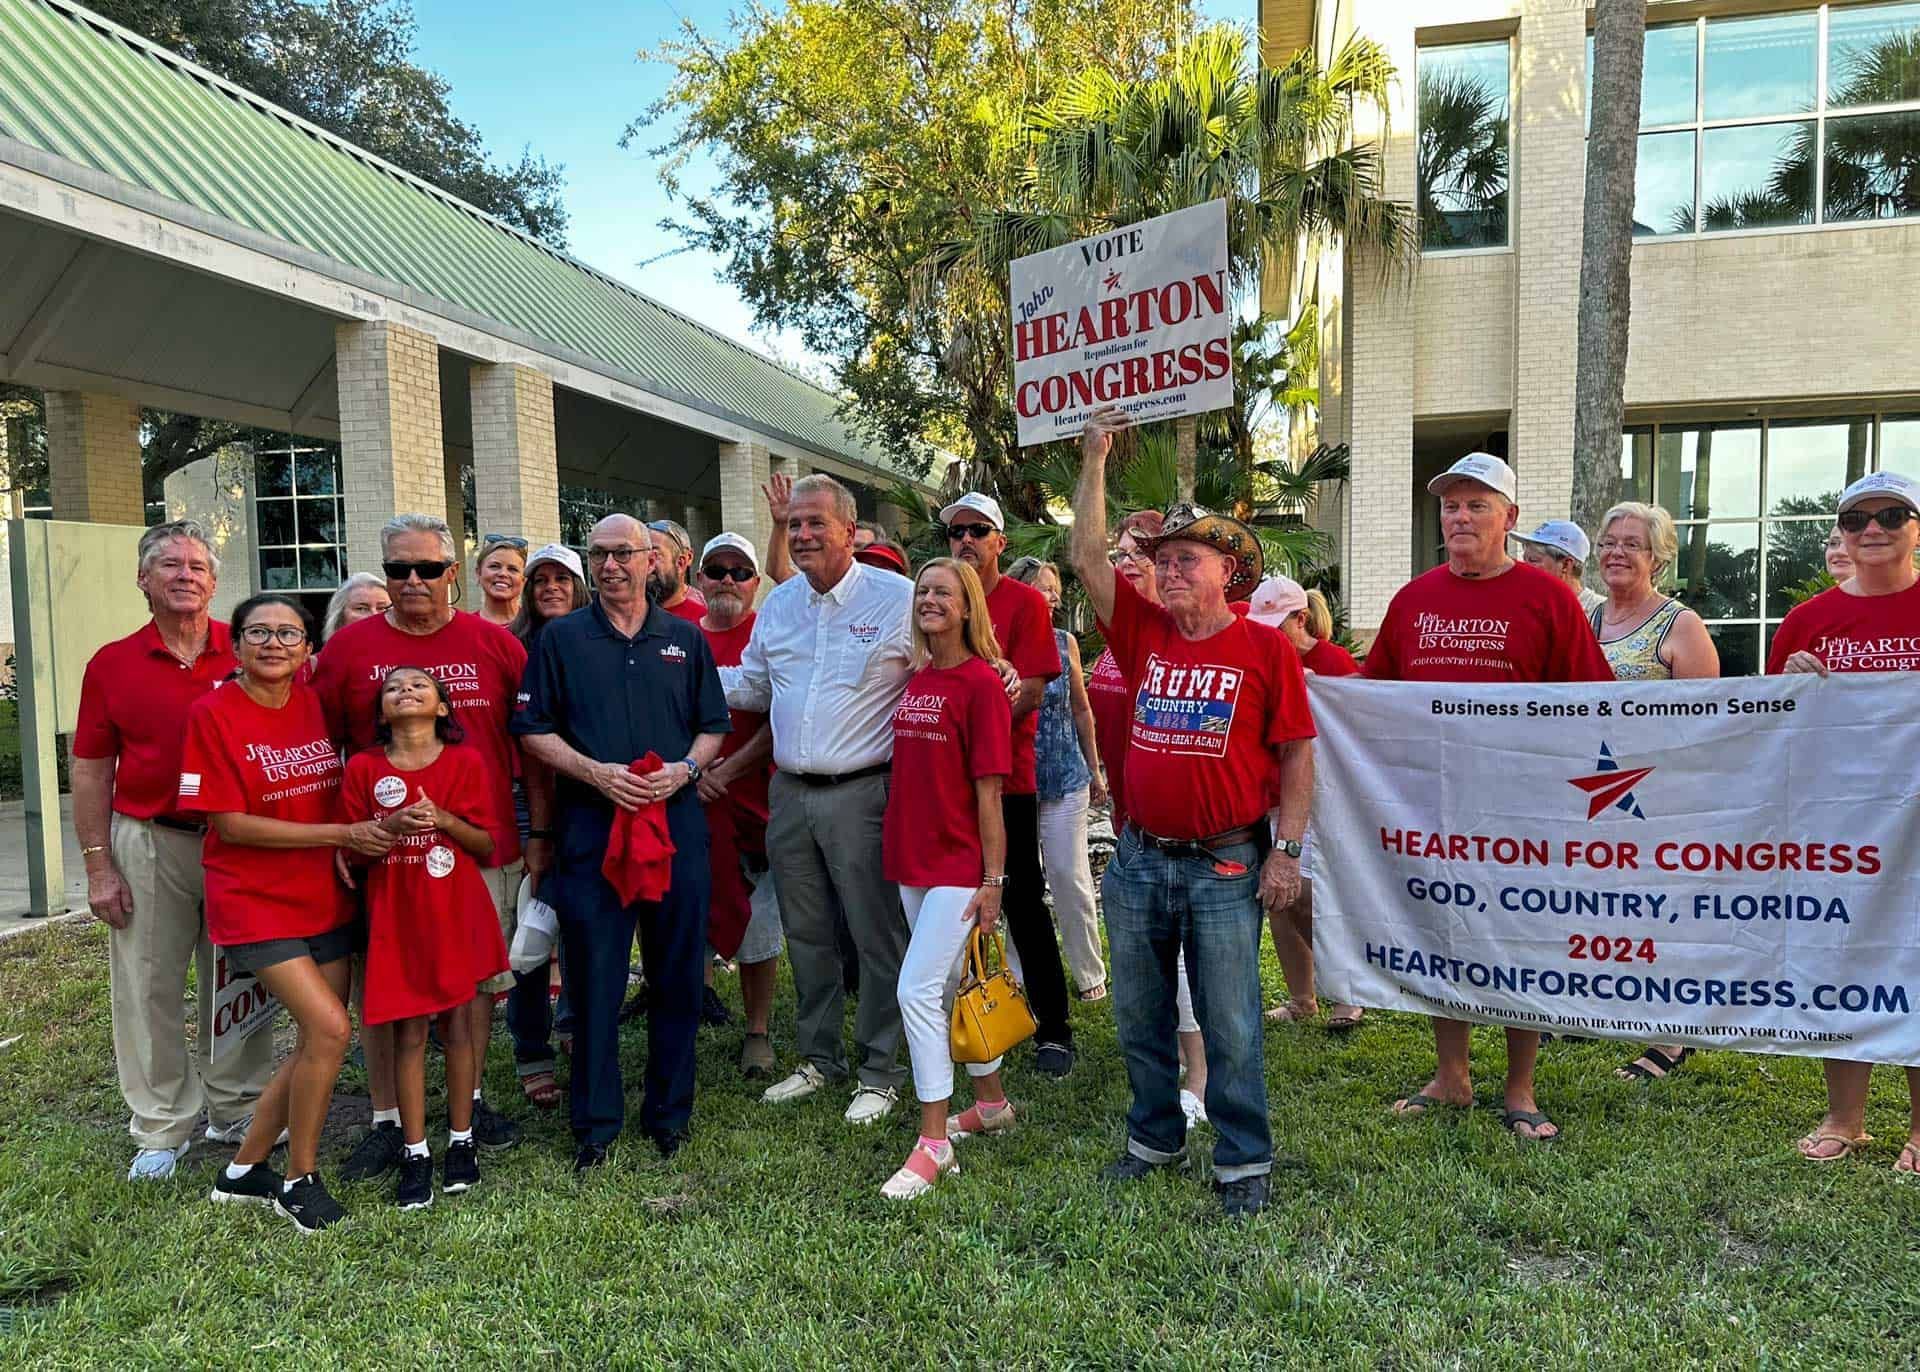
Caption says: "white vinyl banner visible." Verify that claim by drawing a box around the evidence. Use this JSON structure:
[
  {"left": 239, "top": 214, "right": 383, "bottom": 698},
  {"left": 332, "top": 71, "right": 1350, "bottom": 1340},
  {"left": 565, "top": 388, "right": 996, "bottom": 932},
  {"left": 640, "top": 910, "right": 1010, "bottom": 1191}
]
[
  {"left": 210, "top": 951, "right": 280, "bottom": 1064},
  {"left": 1309, "top": 674, "right": 1920, "bottom": 1065},
  {"left": 1009, "top": 199, "right": 1232, "bottom": 446}
]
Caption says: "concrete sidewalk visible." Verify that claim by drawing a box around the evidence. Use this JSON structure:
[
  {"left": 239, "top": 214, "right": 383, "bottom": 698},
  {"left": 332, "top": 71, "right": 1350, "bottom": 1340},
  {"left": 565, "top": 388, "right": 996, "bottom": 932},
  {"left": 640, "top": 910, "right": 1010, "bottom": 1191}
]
[{"left": 0, "top": 796, "right": 88, "bottom": 934}]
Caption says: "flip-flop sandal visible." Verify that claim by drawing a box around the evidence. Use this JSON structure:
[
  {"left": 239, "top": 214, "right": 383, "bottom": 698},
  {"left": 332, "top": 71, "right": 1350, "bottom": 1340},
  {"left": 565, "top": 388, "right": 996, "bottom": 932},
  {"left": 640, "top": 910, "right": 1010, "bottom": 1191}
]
[
  {"left": 1326, "top": 1012, "right": 1364, "bottom": 1033},
  {"left": 1503, "top": 1108, "right": 1561, "bottom": 1142},
  {"left": 1615, "top": 1046, "right": 1692, "bottom": 1082},
  {"left": 1895, "top": 1143, "right": 1920, "bottom": 1176},
  {"left": 1798, "top": 1130, "right": 1872, "bottom": 1162},
  {"left": 520, "top": 1070, "right": 562, "bottom": 1109},
  {"left": 1392, "top": 1091, "right": 1464, "bottom": 1118},
  {"left": 1266, "top": 1002, "right": 1315, "bottom": 1024}
]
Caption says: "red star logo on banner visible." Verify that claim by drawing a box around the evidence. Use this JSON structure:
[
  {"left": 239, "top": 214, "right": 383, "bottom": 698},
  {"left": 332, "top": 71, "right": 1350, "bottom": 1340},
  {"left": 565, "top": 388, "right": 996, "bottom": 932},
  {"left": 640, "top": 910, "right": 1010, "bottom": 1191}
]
[{"left": 1567, "top": 743, "right": 1654, "bottom": 820}]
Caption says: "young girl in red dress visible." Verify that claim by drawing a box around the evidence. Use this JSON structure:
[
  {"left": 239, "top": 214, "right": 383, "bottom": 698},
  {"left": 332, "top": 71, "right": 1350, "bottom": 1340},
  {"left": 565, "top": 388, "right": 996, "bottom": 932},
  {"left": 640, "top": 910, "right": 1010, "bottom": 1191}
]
[{"left": 341, "top": 667, "right": 509, "bottom": 1210}]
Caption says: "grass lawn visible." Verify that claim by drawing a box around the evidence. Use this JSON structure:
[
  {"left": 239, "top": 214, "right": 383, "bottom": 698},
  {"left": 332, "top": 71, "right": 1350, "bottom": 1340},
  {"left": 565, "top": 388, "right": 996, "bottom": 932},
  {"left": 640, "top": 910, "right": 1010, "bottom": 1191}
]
[{"left": 3, "top": 919, "right": 1919, "bottom": 1366}]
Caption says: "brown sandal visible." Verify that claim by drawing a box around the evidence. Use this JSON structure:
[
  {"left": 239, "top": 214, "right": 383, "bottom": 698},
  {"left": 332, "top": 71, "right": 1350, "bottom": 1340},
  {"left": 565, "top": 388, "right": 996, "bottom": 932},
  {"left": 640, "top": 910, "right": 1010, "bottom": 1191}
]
[
  {"left": 1797, "top": 1130, "right": 1871, "bottom": 1162},
  {"left": 521, "top": 1069, "right": 562, "bottom": 1110}
]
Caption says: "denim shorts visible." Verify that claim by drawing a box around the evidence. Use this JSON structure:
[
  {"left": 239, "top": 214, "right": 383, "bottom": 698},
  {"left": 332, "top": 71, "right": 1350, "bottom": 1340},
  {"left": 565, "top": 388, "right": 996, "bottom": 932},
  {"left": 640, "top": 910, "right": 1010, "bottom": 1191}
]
[{"left": 224, "top": 919, "right": 363, "bottom": 974}]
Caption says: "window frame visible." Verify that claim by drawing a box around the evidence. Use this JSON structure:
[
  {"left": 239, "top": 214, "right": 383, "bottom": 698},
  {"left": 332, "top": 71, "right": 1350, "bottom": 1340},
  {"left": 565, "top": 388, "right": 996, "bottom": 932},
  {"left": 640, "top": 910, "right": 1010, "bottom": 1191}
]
[
  {"left": 252, "top": 440, "right": 347, "bottom": 595},
  {"left": 1416, "top": 36, "right": 1518, "bottom": 257}
]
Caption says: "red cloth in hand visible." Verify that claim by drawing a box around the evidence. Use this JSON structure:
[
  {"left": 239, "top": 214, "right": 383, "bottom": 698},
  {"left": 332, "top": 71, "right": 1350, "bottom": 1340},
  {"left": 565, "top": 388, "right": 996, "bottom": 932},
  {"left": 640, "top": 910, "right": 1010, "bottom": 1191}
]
[{"left": 601, "top": 753, "right": 677, "bottom": 905}]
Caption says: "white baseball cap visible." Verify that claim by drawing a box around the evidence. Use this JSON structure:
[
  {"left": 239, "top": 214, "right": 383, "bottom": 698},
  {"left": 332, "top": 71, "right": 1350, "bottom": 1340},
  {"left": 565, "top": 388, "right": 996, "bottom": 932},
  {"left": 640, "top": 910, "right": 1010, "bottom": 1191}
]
[
  {"left": 1428, "top": 452, "right": 1518, "bottom": 503},
  {"left": 1515, "top": 519, "right": 1591, "bottom": 563},
  {"left": 938, "top": 492, "right": 1005, "bottom": 531},
  {"left": 1837, "top": 470, "right": 1920, "bottom": 516},
  {"left": 699, "top": 532, "right": 760, "bottom": 574},
  {"left": 1246, "top": 574, "right": 1308, "bottom": 628},
  {"left": 524, "top": 543, "right": 584, "bottom": 582}
]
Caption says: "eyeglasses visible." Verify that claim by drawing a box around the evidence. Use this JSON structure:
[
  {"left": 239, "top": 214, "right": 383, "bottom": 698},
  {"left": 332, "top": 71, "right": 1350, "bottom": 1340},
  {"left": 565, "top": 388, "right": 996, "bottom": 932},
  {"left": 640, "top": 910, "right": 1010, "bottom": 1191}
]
[
  {"left": 239, "top": 624, "right": 308, "bottom": 647},
  {"left": 1153, "top": 550, "right": 1215, "bottom": 575},
  {"left": 587, "top": 546, "right": 646, "bottom": 565},
  {"left": 382, "top": 559, "right": 454, "bottom": 582},
  {"left": 700, "top": 564, "right": 755, "bottom": 583},
  {"left": 1595, "top": 539, "right": 1649, "bottom": 555},
  {"left": 1837, "top": 506, "right": 1917, "bottom": 534},
  {"left": 946, "top": 522, "right": 997, "bottom": 542},
  {"left": 1110, "top": 545, "right": 1150, "bottom": 565},
  {"left": 480, "top": 533, "right": 528, "bottom": 549},
  {"left": 646, "top": 520, "right": 689, "bottom": 551}
]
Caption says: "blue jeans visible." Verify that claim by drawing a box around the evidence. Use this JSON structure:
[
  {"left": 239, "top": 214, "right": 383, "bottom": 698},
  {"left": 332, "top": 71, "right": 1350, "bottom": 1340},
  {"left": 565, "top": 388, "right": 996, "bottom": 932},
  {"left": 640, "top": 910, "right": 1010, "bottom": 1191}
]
[{"left": 1102, "top": 828, "right": 1271, "bottom": 1181}]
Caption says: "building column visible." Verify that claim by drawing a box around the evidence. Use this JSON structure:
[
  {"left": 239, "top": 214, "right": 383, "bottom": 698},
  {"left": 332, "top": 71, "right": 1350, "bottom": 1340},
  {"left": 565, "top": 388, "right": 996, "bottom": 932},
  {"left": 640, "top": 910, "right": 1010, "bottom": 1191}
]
[
  {"left": 1510, "top": 1, "right": 1586, "bottom": 524},
  {"left": 718, "top": 440, "right": 772, "bottom": 552},
  {"left": 683, "top": 502, "right": 708, "bottom": 555},
  {"left": 45, "top": 391, "right": 143, "bottom": 524},
  {"left": 470, "top": 363, "right": 561, "bottom": 548},
  {"left": 335, "top": 321, "right": 447, "bottom": 575}
]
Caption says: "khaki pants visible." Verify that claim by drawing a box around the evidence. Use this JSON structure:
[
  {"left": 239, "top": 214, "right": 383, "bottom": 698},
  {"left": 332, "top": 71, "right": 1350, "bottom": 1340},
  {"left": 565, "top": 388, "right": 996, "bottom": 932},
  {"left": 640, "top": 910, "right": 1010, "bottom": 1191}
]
[
  {"left": 479, "top": 859, "right": 525, "bottom": 994},
  {"left": 108, "top": 816, "right": 276, "bottom": 1150}
]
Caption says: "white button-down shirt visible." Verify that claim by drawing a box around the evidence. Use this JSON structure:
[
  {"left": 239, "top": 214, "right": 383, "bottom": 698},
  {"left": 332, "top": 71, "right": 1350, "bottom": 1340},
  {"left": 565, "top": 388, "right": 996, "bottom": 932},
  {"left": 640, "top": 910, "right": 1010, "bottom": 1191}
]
[{"left": 722, "top": 559, "right": 914, "bottom": 775}]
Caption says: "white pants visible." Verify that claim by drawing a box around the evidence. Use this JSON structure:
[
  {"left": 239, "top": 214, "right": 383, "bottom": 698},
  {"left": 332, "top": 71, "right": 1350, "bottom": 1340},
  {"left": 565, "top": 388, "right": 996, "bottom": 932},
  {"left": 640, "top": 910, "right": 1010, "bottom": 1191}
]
[
  {"left": 1175, "top": 949, "right": 1199, "bottom": 1035},
  {"left": 1037, "top": 787, "right": 1105, "bottom": 993},
  {"left": 897, "top": 886, "right": 1024, "bottom": 1103}
]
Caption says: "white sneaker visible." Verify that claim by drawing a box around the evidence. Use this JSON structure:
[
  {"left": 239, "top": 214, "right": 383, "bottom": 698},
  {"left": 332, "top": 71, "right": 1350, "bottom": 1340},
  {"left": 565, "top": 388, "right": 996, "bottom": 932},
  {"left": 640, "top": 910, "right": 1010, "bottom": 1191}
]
[
  {"left": 844, "top": 1085, "right": 898, "bottom": 1126},
  {"left": 128, "top": 1141, "right": 190, "bottom": 1181},
  {"left": 1180, "top": 1089, "right": 1209, "bottom": 1130},
  {"left": 205, "top": 1114, "right": 291, "bottom": 1148},
  {"left": 761, "top": 1062, "right": 828, "bottom": 1105}
]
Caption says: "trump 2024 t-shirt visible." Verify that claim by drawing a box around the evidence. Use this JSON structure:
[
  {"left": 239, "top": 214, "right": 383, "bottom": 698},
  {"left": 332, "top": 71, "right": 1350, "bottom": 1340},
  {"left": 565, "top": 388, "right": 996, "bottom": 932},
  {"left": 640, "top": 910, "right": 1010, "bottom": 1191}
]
[
  {"left": 1104, "top": 575, "right": 1315, "bottom": 841},
  {"left": 1767, "top": 580, "right": 1920, "bottom": 674},
  {"left": 1363, "top": 561, "right": 1614, "bottom": 684}
]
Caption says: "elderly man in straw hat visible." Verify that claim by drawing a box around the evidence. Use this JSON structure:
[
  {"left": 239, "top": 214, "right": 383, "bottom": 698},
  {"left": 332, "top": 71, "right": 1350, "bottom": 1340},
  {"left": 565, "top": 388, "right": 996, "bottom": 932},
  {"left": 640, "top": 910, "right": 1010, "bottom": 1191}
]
[{"left": 1067, "top": 408, "right": 1316, "bottom": 1219}]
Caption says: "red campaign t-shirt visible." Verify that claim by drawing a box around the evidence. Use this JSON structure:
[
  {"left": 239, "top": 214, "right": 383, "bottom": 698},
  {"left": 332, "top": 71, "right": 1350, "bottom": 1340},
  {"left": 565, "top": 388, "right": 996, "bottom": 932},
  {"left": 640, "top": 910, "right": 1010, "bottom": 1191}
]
[
  {"left": 985, "top": 574, "right": 1062, "bottom": 796},
  {"left": 72, "top": 620, "right": 237, "bottom": 819},
  {"left": 1086, "top": 645, "right": 1135, "bottom": 826},
  {"left": 1363, "top": 562, "right": 1615, "bottom": 684},
  {"left": 882, "top": 656, "right": 1013, "bottom": 888},
  {"left": 1302, "top": 638, "right": 1361, "bottom": 676},
  {"left": 662, "top": 595, "right": 707, "bottom": 625},
  {"left": 1767, "top": 581, "right": 1920, "bottom": 674},
  {"left": 176, "top": 681, "right": 351, "bottom": 946},
  {"left": 701, "top": 612, "right": 772, "bottom": 822},
  {"left": 341, "top": 745, "right": 510, "bottom": 1024},
  {"left": 1105, "top": 576, "right": 1316, "bottom": 841},
  {"left": 310, "top": 610, "right": 526, "bottom": 866}
]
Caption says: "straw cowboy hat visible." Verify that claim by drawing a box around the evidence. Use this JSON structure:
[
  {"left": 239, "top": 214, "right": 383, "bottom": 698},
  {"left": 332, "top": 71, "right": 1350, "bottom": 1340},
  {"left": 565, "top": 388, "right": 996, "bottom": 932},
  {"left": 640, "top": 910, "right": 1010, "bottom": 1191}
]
[{"left": 1141, "top": 503, "right": 1265, "bottom": 603}]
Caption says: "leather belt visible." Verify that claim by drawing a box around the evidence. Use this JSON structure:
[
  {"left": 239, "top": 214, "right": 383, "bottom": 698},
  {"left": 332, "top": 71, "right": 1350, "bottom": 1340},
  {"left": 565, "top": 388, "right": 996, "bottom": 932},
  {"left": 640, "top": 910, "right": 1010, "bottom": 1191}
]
[
  {"left": 150, "top": 813, "right": 207, "bottom": 835},
  {"left": 1127, "top": 822, "right": 1260, "bottom": 853},
  {"left": 785, "top": 764, "right": 891, "bottom": 788}
]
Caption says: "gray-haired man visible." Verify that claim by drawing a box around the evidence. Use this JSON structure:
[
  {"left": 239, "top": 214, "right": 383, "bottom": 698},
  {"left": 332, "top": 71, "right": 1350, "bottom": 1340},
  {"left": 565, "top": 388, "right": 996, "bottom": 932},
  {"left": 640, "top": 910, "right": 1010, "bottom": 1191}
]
[{"left": 312, "top": 513, "right": 539, "bottom": 1173}]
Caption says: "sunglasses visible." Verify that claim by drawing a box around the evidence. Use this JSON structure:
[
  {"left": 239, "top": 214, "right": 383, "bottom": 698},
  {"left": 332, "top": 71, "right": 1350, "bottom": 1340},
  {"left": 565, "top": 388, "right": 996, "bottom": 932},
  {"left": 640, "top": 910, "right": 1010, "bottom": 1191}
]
[
  {"left": 701, "top": 564, "right": 756, "bottom": 583},
  {"left": 383, "top": 559, "right": 455, "bottom": 582},
  {"left": 947, "top": 522, "right": 997, "bottom": 542},
  {"left": 1837, "top": 506, "right": 1917, "bottom": 534},
  {"left": 481, "top": 533, "right": 528, "bottom": 549}
]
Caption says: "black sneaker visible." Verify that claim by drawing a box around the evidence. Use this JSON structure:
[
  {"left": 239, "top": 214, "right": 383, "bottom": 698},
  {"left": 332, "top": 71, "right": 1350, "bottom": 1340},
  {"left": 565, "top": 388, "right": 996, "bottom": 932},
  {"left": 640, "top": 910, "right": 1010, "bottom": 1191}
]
[
  {"left": 442, "top": 1139, "right": 480, "bottom": 1193},
  {"left": 339, "top": 1121, "right": 403, "bottom": 1181},
  {"left": 701, "top": 985, "right": 732, "bottom": 1027},
  {"left": 1101, "top": 1152, "right": 1183, "bottom": 1184},
  {"left": 1215, "top": 1174, "right": 1270, "bottom": 1218},
  {"left": 470, "top": 1099, "right": 520, "bottom": 1151},
  {"left": 209, "top": 1163, "right": 282, "bottom": 1208},
  {"left": 1035, "top": 1042, "right": 1076, "bottom": 1079},
  {"left": 573, "top": 1142, "right": 609, "bottom": 1173},
  {"left": 394, "top": 1152, "right": 434, "bottom": 1211},
  {"left": 651, "top": 1129, "right": 689, "bottom": 1160},
  {"left": 276, "top": 1172, "right": 346, "bottom": 1234}
]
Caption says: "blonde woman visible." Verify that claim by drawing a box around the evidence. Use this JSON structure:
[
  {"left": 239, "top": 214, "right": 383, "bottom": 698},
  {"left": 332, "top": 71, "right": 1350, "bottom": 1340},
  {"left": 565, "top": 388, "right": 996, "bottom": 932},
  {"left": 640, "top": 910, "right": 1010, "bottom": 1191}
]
[
  {"left": 320, "top": 572, "right": 391, "bottom": 647},
  {"left": 474, "top": 535, "right": 527, "bottom": 627},
  {"left": 1591, "top": 502, "right": 1717, "bottom": 1083},
  {"left": 879, "top": 557, "right": 1017, "bottom": 1199}
]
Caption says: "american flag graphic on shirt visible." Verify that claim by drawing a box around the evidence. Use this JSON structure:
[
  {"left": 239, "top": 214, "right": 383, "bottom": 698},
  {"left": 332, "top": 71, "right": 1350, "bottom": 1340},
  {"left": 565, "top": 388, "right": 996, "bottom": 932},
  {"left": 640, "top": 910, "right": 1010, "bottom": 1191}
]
[{"left": 178, "top": 772, "right": 201, "bottom": 799}]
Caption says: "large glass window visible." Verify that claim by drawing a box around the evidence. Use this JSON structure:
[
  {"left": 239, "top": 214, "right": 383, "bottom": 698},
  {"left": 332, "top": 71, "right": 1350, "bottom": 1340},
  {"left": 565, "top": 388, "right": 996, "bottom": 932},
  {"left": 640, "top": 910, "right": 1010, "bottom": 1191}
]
[
  {"left": 254, "top": 441, "right": 345, "bottom": 595},
  {"left": 1600, "top": 4, "right": 1920, "bottom": 235},
  {"left": 1615, "top": 414, "right": 1909, "bottom": 674},
  {"left": 1418, "top": 41, "right": 1511, "bottom": 251}
]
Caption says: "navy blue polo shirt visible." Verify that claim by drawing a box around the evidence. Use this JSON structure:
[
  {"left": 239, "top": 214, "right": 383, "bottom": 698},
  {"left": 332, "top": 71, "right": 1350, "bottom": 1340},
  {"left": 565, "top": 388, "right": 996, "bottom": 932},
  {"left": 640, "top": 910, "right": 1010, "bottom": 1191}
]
[{"left": 512, "top": 599, "right": 730, "bottom": 859}]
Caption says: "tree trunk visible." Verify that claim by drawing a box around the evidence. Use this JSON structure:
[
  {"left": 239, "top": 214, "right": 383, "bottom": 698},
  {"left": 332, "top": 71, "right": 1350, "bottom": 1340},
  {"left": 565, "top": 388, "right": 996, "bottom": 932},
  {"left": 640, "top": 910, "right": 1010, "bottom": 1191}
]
[
  {"left": 1570, "top": 0, "right": 1648, "bottom": 589},
  {"left": 1175, "top": 415, "right": 1198, "bottom": 503}
]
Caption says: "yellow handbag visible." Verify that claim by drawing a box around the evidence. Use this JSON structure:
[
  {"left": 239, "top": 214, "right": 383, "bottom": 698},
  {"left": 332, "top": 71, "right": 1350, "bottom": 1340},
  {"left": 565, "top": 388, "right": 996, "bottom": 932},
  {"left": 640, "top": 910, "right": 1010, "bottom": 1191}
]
[{"left": 950, "top": 926, "right": 1038, "bottom": 1064}]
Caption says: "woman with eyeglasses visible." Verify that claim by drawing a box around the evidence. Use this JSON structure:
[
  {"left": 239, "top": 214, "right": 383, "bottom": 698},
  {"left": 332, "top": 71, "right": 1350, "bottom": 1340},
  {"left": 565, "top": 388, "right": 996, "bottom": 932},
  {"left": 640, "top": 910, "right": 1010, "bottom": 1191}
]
[
  {"left": 1770, "top": 473, "right": 1920, "bottom": 1172},
  {"left": 182, "top": 594, "right": 400, "bottom": 1233},
  {"left": 319, "top": 572, "right": 391, "bottom": 647},
  {"left": 1586, "top": 503, "right": 1719, "bottom": 1084},
  {"left": 476, "top": 535, "right": 528, "bottom": 628}
]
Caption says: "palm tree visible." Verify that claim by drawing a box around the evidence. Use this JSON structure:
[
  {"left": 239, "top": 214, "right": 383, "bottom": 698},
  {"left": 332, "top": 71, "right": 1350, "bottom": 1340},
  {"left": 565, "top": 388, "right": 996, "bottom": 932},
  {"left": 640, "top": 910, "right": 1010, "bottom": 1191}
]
[{"left": 938, "top": 23, "right": 1415, "bottom": 501}]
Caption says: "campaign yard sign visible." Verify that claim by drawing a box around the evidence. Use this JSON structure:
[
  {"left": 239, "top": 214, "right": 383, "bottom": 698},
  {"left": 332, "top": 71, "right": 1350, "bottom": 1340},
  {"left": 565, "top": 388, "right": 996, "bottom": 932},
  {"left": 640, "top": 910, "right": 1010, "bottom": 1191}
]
[
  {"left": 210, "top": 951, "right": 279, "bottom": 1063},
  {"left": 1308, "top": 674, "right": 1920, "bottom": 1065},
  {"left": 1009, "top": 199, "right": 1232, "bottom": 447}
]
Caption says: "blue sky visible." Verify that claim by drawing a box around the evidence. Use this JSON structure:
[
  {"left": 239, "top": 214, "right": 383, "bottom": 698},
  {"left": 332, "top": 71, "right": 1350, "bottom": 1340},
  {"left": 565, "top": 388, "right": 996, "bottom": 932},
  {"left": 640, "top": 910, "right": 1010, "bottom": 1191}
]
[{"left": 410, "top": 0, "right": 1251, "bottom": 373}]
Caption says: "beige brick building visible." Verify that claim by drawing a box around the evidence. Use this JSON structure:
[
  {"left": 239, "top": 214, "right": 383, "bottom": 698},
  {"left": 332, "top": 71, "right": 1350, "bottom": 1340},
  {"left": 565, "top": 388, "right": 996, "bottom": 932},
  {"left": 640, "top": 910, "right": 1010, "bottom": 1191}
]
[{"left": 1262, "top": 0, "right": 1920, "bottom": 672}]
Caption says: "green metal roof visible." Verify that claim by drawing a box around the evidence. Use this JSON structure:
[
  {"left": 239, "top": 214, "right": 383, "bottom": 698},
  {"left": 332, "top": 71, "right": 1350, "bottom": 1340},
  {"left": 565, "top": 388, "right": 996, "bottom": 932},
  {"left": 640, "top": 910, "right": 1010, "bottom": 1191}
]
[{"left": 0, "top": 0, "right": 901, "bottom": 475}]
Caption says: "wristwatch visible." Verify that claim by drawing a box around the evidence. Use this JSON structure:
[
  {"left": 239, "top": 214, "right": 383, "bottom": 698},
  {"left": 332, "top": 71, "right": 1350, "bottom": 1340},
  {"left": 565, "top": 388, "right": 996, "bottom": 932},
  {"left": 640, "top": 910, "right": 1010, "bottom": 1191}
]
[
  {"left": 680, "top": 757, "right": 703, "bottom": 783},
  {"left": 981, "top": 875, "right": 1008, "bottom": 888},
  {"left": 1274, "top": 839, "right": 1304, "bottom": 860}
]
